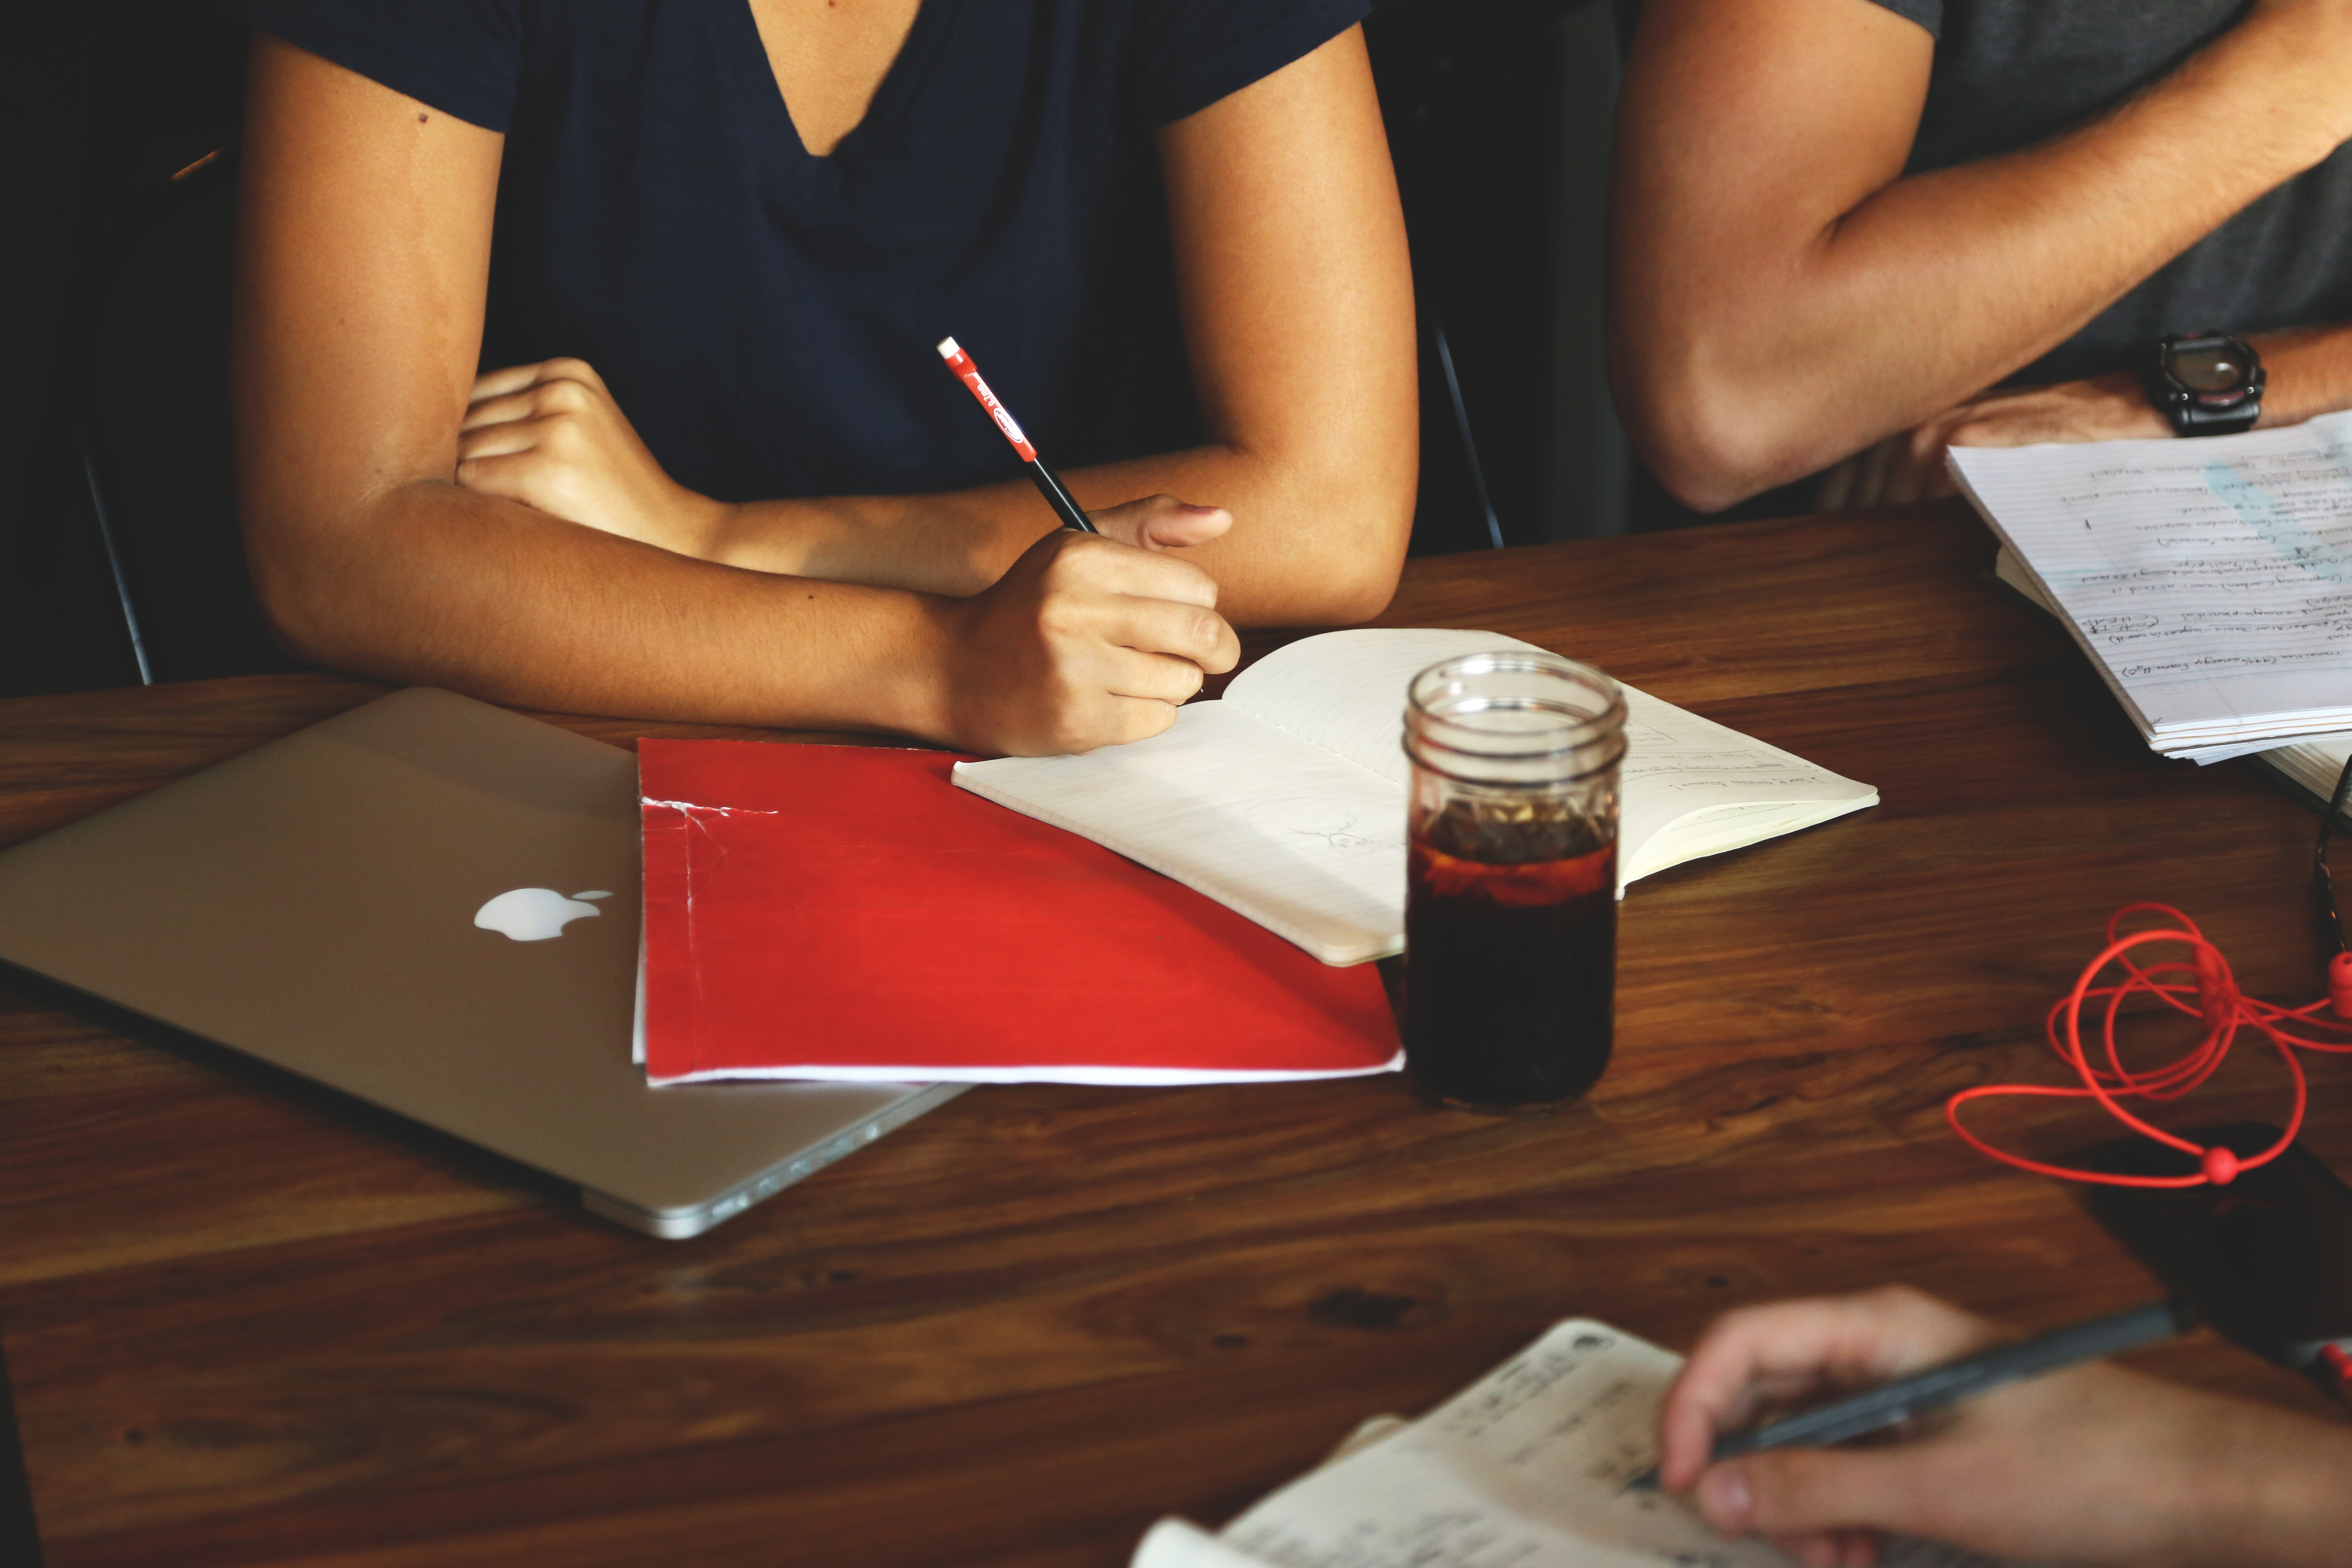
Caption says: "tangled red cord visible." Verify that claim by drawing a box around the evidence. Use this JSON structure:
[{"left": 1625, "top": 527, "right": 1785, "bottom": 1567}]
[{"left": 1947, "top": 903, "right": 2352, "bottom": 1186}]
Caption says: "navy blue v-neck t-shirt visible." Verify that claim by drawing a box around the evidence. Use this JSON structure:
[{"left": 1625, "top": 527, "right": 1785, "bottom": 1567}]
[{"left": 230, "top": 0, "right": 1366, "bottom": 504}]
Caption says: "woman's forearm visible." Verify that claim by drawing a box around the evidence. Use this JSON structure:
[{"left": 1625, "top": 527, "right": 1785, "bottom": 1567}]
[
  {"left": 250, "top": 476, "right": 958, "bottom": 735},
  {"left": 704, "top": 437, "right": 1406, "bottom": 627}
]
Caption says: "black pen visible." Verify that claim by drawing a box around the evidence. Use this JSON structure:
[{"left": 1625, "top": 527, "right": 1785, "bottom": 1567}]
[
  {"left": 937, "top": 336, "right": 1098, "bottom": 533},
  {"left": 1626, "top": 1298, "right": 2190, "bottom": 1492}
]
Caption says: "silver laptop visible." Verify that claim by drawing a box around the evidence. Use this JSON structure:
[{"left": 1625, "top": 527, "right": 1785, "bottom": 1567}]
[{"left": 0, "top": 688, "right": 964, "bottom": 1239}]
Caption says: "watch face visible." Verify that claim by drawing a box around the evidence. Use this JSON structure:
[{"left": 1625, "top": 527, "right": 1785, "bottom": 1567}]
[{"left": 2171, "top": 341, "right": 2247, "bottom": 394}]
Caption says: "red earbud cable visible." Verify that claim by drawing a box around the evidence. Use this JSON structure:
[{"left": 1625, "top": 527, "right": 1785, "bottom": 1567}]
[{"left": 1948, "top": 904, "right": 2352, "bottom": 1186}]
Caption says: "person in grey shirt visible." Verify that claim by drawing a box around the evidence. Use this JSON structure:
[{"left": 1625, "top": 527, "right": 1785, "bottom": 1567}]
[{"left": 1607, "top": 0, "right": 2352, "bottom": 512}]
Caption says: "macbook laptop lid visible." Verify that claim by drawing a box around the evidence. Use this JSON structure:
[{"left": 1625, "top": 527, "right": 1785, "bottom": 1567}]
[{"left": 0, "top": 688, "right": 963, "bottom": 1239}]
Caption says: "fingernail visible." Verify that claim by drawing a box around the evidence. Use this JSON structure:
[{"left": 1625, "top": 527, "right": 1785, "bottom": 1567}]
[
  {"left": 1697, "top": 1464, "right": 1752, "bottom": 1529},
  {"left": 1182, "top": 503, "right": 1222, "bottom": 514}
]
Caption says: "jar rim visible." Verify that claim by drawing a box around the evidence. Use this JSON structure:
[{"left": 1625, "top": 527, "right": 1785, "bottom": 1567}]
[
  {"left": 1406, "top": 651, "right": 1624, "bottom": 752},
  {"left": 1402, "top": 727, "right": 1629, "bottom": 786}
]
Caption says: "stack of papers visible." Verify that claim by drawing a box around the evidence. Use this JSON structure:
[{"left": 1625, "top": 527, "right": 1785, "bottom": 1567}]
[
  {"left": 1951, "top": 413, "right": 2352, "bottom": 761},
  {"left": 1988, "top": 550, "right": 2352, "bottom": 765},
  {"left": 2253, "top": 730, "right": 2352, "bottom": 815},
  {"left": 1131, "top": 1318, "right": 2012, "bottom": 1568}
]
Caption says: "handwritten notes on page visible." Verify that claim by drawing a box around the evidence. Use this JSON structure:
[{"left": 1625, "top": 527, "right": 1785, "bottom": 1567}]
[
  {"left": 955, "top": 631, "right": 1874, "bottom": 965},
  {"left": 1129, "top": 1320, "right": 2015, "bottom": 1568},
  {"left": 1617, "top": 689, "right": 1875, "bottom": 881},
  {"left": 1951, "top": 411, "right": 2352, "bottom": 753}
]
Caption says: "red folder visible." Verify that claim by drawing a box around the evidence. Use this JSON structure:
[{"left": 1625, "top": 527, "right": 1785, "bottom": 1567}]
[{"left": 638, "top": 741, "right": 1401, "bottom": 1086}]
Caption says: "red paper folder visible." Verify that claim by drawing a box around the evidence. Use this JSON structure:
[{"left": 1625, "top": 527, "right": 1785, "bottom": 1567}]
[{"left": 638, "top": 741, "right": 1401, "bottom": 1086}]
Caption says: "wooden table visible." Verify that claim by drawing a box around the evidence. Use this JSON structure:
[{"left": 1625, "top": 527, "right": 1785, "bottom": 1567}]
[{"left": 2, "top": 503, "right": 2345, "bottom": 1567}]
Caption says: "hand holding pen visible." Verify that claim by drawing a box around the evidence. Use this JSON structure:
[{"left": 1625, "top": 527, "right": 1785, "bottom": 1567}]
[{"left": 1638, "top": 1287, "right": 2352, "bottom": 1568}]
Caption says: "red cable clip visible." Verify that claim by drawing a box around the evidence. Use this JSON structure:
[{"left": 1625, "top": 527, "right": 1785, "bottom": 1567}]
[
  {"left": 2319, "top": 1343, "right": 2352, "bottom": 1398},
  {"left": 2329, "top": 951, "right": 2352, "bottom": 1020}
]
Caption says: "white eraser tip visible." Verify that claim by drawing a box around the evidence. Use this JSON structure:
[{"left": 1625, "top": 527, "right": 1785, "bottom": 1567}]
[{"left": 936, "top": 337, "right": 960, "bottom": 358}]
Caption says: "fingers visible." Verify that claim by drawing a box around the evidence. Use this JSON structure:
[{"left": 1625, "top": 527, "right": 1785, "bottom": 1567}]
[
  {"left": 1023, "top": 530, "right": 1238, "bottom": 662},
  {"left": 455, "top": 416, "right": 547, "bottom": 462},
  {"left": 1106, "top": 647, "right": 1210, "bottom": 705},
  {"left": 1106, "top": 592, "right": 1239, "bottom": 675},
  {"left": 1760, "top": 1525, "right": 1880, "bottom": 1568},
  {"left": 1884, "top": 423, "right": 1953, "bottom": 505},
  {"left": 1813, "top": 453, "right": 1859, "bottom": 513},
  {"left": 1849, "top": 434, "right": 1899, "bottom": 508},
  {"left": 468, "top": 357, "right": 608, "bottom": 404},
  {"left": 451, "top": 448, "right": 550, "bottom": 508},
  {"left": 1700, "top": 1443, "right": 1945, "bottom": 1545},
  {"left": 1658, "top": 1287, "right": 1998, "bottom": 1491},
  {"left": 461, "top": 374, "right": 599, "bottom": 433},
  {"left": 1086, "top": 494, "right": 1234, "bottom": 551}
]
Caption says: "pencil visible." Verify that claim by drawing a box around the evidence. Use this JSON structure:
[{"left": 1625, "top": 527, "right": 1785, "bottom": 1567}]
[
  {"left": 936, "top": 337, "right": 1098, "bottom": 534},
  {"left": 1626, "top": 1298, "right": 2189, "bottom": 1491}
]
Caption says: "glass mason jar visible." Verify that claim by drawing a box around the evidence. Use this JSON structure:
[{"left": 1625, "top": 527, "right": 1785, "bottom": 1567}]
[{"left": 1401, "top": 652, "right": 1627, "bottom": 1112}]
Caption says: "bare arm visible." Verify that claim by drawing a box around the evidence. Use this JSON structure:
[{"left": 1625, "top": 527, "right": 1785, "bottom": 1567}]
[
  {"left": 454, "top": 27, "right": 1417, "bottom": 626},
  {"left": 234, "top": 33, "right": 1234, "bottom": 752},
  {"left": 1608, "top": 0, "right": 2352, "bottom": 511}
]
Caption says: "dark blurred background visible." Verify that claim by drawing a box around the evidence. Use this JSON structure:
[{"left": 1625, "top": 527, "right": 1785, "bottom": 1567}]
[{"left": 0, "top": 0, "right": 1710, "bottom": 702}]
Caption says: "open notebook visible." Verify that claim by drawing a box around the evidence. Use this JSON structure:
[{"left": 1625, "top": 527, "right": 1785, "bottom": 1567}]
[
  {"left": 1130, "top": 1318, "right": 2014, "bottom": 1568},
  {"left": 954, "top": 630, "right": 1876, "bottom": 965}
]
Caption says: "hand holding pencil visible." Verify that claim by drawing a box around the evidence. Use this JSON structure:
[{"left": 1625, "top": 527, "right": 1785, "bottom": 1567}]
[{"left": 927, "top": 332, "right": 1239, "bottom": 756}]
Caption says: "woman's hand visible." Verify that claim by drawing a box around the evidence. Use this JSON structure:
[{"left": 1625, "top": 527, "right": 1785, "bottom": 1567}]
[
  {"left": 456, "top": 358, "right": 732, "bottom": 555},
  {"left": 1815, "top": 373, "right": 2170, "bottom": 510},
  {"left": 930, "top": 516, "right": 1241, "bottom": 756},
  {"left": 1657, "top": 1286, "right": 2350, "bottom": 1568}
]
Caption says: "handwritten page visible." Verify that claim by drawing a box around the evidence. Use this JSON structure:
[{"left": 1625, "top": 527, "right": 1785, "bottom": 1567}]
[
  {"left": 955, "top": 631, "right": 1874, "bottom": 965},
  {"left": 1130, "top": 1320, "right": 2018, "bottom": 1568},
  {"left": 1989, "top": 546, "right": 2352, "bottom": 764},
  {"left": 1950, "top": 412, "right": 2352, "bottom": 751},
  {"left": 1615, "top": 693, "right": 1874, "bottom": 881}
]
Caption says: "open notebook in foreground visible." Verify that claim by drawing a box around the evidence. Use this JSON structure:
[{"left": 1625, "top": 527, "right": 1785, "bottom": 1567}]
[
  {"left": 1130, "top": 1317, "right": 2014, "bottom": 1568},
  {"left": 1952, "top": 412, "right": 2352, "bottom": 761},
  {"left": 955, "top": 629, "right": 1877, "bottom": 965}
]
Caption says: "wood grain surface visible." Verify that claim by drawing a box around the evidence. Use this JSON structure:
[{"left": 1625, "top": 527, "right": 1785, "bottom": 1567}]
[{"left": 2, "top": 502, "right": 2346, "bottom": 1567}]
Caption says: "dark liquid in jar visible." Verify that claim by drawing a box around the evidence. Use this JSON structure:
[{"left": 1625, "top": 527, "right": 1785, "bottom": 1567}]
[{"left": 1404, "top": 804, "right": 1615, "bottom": 1111}]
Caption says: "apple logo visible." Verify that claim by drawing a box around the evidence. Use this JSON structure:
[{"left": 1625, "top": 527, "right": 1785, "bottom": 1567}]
[{"left": 474, "top": 888, "right": 613, "bottom": 942}]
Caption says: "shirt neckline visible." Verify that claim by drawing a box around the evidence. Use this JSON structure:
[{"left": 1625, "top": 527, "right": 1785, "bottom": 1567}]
[{"left": 726, "top": 0, "right": 957, "bottom": 197}]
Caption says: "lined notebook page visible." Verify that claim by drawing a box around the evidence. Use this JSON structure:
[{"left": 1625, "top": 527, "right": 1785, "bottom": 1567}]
[
  {"left": 1950, "top": 412, "right": 2352, "bottom": 745},
  {"left": 1225, "top": 628, "right": 1553, "bottom": 783},
  {"left": 1130, "top": 1320, "right": 2008, "bottom": 1568},
  {"left": 1618, "top": 689, "right": 1876, "bottom": 880},
  {"left": 953, "top": 703, "right": 1407, "bottom": 965}
]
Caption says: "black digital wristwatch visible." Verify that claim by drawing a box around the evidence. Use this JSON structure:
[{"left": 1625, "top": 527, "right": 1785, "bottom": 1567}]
[{"left": 2143, "top": 331, "right": 2264, "bottom": 436}]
